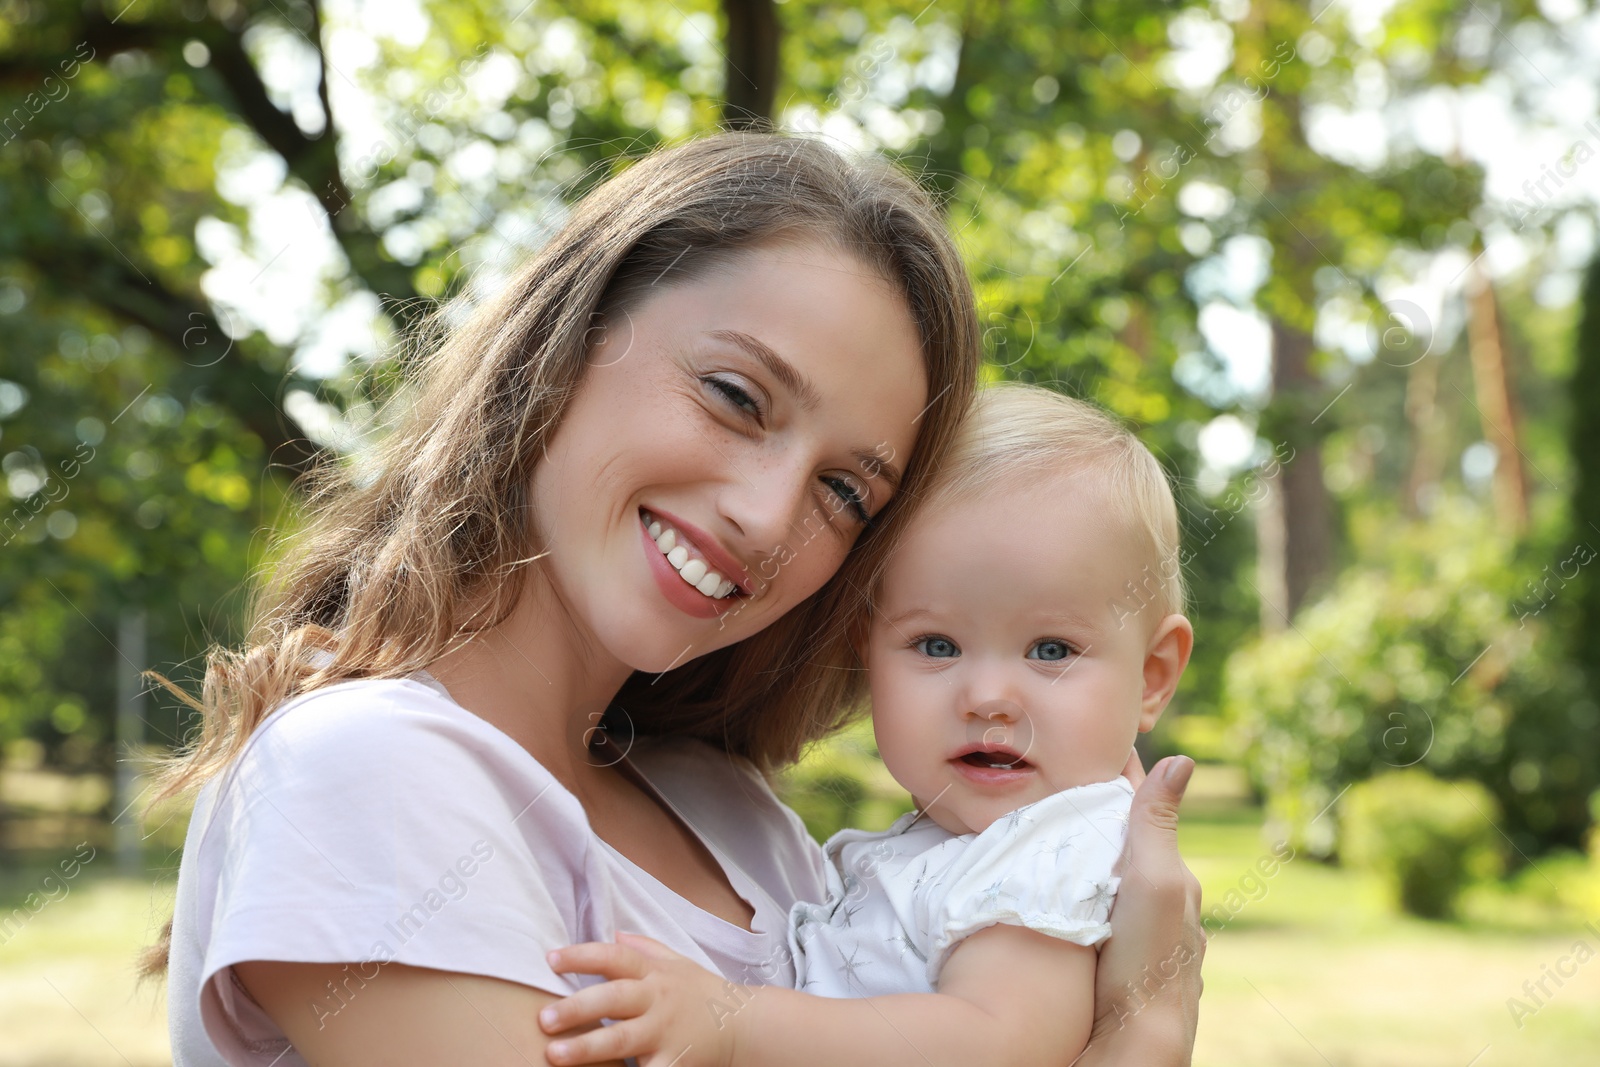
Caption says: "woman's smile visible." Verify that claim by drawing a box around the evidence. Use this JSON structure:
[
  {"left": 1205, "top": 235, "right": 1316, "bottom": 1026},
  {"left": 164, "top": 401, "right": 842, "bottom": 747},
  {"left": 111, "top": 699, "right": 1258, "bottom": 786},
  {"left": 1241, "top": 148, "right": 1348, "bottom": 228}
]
[
  {"left": 639, "top": 506, "right": 748, "bottom": 618},
  {"left": 529, "top": 236, "right": 927, "bottom": 673}
]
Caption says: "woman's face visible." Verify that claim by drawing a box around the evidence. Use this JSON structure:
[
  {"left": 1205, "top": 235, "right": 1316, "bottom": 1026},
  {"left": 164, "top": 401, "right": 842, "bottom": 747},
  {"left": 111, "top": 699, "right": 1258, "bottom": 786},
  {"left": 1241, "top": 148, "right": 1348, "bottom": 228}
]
[{"left": 531, "top": 238, "right": 929, "bottom": 674}]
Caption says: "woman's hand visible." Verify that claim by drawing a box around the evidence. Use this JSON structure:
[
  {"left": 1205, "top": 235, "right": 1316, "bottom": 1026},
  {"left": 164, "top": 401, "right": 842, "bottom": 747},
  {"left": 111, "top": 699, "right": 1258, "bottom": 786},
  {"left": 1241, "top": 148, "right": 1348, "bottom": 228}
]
[
  {"left": 543, "top": 932, "right": 747, "bottom": 1067},
  {"left": 1080, "top": 752, "right": 1205, "bottom": 1065}
]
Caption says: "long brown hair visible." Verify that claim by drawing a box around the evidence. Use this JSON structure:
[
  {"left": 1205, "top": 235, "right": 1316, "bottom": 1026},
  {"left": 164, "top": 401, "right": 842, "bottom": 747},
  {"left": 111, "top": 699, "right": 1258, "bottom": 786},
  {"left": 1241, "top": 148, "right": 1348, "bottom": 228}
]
[{"left": 140, "top": 131, "right": 979, "bottom": 973}]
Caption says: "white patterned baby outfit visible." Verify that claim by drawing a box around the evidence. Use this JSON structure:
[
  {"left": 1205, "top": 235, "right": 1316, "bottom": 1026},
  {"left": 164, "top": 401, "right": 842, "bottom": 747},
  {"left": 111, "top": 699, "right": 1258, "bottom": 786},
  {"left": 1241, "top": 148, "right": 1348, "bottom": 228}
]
[{"left": 786, "top": 777, "right": 1134, "bottom": 997}]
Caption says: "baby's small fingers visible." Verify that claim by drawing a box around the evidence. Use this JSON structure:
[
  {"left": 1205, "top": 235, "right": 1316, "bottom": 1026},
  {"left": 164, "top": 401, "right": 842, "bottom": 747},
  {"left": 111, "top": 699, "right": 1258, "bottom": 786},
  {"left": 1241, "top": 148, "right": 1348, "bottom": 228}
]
[
  {"left": 614, "top": 931, "right": 687, "bottom": 962},
  {"left": 548, "top": 941, "right": 646, "bottom": 980},
  {"left": 538, "top": 980, "right": 651, "bottom": 1033},
  {"left": 545, "top": 1019, "right": 654, "bottom": 1066}
]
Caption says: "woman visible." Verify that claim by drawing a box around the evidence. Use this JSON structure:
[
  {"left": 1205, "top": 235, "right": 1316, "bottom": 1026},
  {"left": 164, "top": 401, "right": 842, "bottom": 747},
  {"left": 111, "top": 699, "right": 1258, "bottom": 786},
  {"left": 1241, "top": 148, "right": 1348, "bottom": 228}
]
[{"left": 152, "top": 132, "right": 1204, "bottom": 1065}]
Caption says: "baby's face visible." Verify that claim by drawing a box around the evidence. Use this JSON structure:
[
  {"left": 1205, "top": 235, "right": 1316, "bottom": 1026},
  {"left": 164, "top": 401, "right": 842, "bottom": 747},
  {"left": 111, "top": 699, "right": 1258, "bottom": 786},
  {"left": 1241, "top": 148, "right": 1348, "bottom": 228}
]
[{"left": 865, "top": 472, "right": 1179, "bottom": 835}]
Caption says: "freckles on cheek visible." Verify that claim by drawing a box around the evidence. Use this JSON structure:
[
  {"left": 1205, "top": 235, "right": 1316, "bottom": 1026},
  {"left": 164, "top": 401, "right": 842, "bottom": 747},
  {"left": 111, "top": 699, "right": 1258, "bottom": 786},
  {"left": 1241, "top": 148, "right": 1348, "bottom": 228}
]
[{"left": 769, "top": 540, "right": 847, "bottom": 602}]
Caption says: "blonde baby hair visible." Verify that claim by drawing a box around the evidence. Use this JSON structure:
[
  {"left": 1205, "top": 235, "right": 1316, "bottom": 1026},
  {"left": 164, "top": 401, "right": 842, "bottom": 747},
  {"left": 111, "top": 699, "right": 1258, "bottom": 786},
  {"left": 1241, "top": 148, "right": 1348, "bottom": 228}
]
[{"left": 917, "top": 382, "right": 1185, "bottom": 623}]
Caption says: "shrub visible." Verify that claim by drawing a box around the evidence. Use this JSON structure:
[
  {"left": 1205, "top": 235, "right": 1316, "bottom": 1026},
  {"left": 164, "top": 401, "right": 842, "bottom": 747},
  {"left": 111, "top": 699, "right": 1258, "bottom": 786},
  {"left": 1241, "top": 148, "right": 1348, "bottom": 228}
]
[
  {"left": 1590, "top": 789, "right": 1600, "bottom": 864},
  {"left": 1222, "top": 499, "right": 1599, "bottom": 858},
  {"left": 1341, "top": 770, "right": 1504, "bottom": 918}
]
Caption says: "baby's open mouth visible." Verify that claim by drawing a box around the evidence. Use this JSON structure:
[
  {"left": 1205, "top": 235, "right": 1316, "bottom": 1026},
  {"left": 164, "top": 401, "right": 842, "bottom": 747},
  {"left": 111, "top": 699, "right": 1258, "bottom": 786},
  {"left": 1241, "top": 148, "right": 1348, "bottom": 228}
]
[{"left": 959, "top": 750, "right": 1030, "bottom": 770}]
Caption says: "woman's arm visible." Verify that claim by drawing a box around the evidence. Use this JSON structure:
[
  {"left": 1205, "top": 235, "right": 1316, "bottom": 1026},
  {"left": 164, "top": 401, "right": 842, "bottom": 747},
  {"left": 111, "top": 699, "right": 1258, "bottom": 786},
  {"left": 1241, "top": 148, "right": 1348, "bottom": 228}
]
[
  {"left": 540, "top": 925, "right": 1095, "bottom": 1067},
  {"left": 544, "top": 753, "right": 1204, "bottom": 1067},
  {"left": 234, "top": 960, "right": 625, "bottom": 1067},
  {"left": 1076, "top": 753, "right": 1206, "bottom": 1066}
]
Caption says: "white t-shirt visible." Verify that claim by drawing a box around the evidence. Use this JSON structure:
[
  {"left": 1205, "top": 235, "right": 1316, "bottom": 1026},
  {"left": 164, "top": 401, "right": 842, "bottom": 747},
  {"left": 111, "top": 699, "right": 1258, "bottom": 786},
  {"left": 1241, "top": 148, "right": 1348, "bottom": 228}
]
[
  {"left": 167, "top": 674, "right": 826, "bottom": 1066},
  {"left": 786, "top": 777, "right": 1133, "bottom": 997}
]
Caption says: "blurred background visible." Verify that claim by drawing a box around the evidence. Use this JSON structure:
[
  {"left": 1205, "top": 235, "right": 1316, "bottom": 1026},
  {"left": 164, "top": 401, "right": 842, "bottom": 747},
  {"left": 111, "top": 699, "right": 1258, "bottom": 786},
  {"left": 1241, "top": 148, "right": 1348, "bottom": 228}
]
[{"left": 3, "top": 0, "right": 1600, "bottom": 1063}]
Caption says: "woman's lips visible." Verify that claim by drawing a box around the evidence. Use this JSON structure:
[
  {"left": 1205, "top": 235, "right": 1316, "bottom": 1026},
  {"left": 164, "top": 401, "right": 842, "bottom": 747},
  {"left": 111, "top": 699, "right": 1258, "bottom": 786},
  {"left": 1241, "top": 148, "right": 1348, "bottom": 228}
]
[
  {"left": 641, "top": 506, "right": 752, "bottom": 595},
  {"left": 641, "top": 509, "right": 741, "bottom": 599},
  {"left": 639, "top": 512, "right": 738, "bottom": 620}
]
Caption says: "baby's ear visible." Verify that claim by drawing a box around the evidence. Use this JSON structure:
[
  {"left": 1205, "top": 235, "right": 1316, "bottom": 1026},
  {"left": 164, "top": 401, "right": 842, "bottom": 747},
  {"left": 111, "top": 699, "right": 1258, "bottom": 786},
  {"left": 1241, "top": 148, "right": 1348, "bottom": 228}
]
[{"left": 1138, "top": 614, "right": 1194, "bottom": 732}]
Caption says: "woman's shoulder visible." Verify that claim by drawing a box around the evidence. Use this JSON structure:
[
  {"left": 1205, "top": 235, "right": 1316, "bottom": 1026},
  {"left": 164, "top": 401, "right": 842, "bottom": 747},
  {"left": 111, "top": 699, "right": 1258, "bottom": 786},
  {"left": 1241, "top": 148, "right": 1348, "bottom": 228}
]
[
  {"left": 232, "top": 674, "right": 543, "bottom": 787},
  {"left": 202, "top": 675, "right": 589, "bottom": 864},
  {"left": 246, "top": 673, "right": 486, "bottom": 748}
]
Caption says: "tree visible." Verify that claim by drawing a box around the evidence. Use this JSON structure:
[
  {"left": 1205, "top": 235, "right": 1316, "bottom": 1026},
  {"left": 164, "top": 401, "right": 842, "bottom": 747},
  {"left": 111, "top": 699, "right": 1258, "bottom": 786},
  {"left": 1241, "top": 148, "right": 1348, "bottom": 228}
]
[{"left": 1569, "top": 251, "right": 1600, "bottom": 723}]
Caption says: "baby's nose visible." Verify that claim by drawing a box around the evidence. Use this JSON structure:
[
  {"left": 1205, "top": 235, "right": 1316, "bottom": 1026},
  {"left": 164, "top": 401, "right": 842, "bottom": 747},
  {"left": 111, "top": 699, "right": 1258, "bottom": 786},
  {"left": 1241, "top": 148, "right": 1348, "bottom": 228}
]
[
  {"left": 972, "top": 698, "right": 1023, "bottom": 723},
  {"left": 966, "top": 699, "right": 1034, "bottom": 753}
]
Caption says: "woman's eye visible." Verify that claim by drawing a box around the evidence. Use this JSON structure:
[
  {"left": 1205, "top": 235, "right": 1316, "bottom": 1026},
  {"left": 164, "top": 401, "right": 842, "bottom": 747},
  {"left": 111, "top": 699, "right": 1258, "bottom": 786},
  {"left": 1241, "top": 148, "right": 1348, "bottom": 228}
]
[
  {"left": 914, "top": 636, "right": 960, "bottom": 659},
  {"left": 823, "top": 474, "right": 873, "bottom": 526},
  {"left": 703, "top": 375, "right": 763, "bottom": 419},
  {"left": 1028, "top": 640, "right": 1075, "bottom": 662}
]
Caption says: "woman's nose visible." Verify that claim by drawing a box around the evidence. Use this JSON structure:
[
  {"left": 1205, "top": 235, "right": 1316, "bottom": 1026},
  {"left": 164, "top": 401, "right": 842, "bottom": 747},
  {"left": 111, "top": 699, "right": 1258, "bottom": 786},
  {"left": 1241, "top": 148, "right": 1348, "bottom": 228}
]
[{"left": 717, "top": 455, "right": 822, "bottom": 557}]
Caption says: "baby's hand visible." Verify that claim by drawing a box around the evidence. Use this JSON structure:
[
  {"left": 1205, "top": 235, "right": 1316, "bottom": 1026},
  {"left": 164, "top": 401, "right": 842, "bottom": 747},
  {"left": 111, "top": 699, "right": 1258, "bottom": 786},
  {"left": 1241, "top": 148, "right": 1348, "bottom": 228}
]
[{"left": 541, "top": 931, "right": 753, "bottom": 1067}]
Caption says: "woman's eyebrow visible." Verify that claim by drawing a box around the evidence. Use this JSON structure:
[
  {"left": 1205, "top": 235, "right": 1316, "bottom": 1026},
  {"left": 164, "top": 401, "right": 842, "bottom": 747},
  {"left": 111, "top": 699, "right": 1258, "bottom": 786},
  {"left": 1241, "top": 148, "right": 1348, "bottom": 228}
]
[
  {"left": 852, "top": 449, "right": 902, "bottom": 495},
  {"left": 708, "top": 328, "right": 822, "bottom": 410},
  {"left": 708, "top": 328, "right": 904, "bottom": 494}
]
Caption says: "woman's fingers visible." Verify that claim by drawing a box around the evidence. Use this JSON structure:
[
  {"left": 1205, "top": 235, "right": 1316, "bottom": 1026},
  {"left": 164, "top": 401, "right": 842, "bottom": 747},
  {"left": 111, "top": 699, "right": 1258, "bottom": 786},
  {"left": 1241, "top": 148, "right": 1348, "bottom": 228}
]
[
  {"left": 538, "top": 979, "right": 651, "bottom": 1033},
  {"left": 1087, "top": 752, "right": 1204, "bottom": 1058},
  {"left": 546, "top": 1018, "right": 657, "bottom": 1066},
  {"left": 547, "top": 941, "right": 647, "bottom": 980},
  {"left": 1127, "top": 755, "right": 1193, "bottom": 874}
]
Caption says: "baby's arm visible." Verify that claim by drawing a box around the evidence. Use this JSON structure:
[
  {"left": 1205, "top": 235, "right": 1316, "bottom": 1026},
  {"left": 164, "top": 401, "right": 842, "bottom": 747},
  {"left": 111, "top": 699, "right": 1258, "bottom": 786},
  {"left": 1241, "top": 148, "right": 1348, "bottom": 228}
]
[{"left": 540, "top": 926, "right": 1095, "bottom": 1067}]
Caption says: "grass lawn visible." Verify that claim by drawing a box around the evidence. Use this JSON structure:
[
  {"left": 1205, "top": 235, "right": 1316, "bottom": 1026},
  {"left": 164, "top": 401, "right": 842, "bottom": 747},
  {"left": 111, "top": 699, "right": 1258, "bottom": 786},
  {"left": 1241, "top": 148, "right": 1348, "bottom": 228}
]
[
  {"left": 2, "top": 765, "right": 1597, "bottom": 1065},
  {"left": 0, "top": 866, "right": 175, "bottom": 1067},
  {"left": 1180, "top": 772, "right": 1600, "bottom": 1067}
]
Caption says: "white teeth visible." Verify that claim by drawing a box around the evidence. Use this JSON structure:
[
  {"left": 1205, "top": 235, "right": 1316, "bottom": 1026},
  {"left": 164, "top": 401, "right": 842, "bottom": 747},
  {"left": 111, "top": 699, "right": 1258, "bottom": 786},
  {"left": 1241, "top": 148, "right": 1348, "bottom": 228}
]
[{"left": 645, "top": 511, "right": 740, "bottom": 600}]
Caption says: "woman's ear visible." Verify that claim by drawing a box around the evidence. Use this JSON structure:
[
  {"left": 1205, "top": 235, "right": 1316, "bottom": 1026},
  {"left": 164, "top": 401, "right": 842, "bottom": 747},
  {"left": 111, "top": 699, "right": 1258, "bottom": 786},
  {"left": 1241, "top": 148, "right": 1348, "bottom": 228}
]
[{"left": 1138, "top": 614, "right": 1194, "bottom": 733}]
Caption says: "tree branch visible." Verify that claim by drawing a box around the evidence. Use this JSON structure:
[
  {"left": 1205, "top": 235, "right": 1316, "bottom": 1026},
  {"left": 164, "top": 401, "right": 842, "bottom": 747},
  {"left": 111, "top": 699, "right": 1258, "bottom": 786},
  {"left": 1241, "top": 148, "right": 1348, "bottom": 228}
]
[
  {"left": 3, "top": 10, "right": 419, "bottom": 314},
  {"left": 18, "top": 230, "right": 324, "bottom": 481}
]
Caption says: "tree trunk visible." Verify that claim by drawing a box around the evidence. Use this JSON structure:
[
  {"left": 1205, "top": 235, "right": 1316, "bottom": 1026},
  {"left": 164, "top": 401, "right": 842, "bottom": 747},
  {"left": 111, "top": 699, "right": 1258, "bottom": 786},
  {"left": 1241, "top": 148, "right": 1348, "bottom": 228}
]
[
  {"left": 1569, "top": 253, "right": 1600, "bottom": 676},
  {"left": 115, "top": 607, "right": 147, "bottom": 877},
  {"left": 1258, "top": 319, "right": 1335, "bottom": 620},
  {"left": 1254, "top": 471, "right": 1291, "bottom": 632},
  {"left": 1465, "top": 264, "right": 1530, "bottom": 532},
  {"left": 1403, "top": 347, "right": 1446, "bottom": 517},
  {"left": 721, "top": 0, "right": 781, "bottom": 128}
]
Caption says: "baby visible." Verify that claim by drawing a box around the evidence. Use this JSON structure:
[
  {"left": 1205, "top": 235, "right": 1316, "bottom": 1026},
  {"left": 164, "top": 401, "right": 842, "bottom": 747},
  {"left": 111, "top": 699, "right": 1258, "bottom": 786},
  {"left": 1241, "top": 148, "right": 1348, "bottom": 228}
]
[{"left": 541, "top": 384, "right": 1194, "bottom": 1067}]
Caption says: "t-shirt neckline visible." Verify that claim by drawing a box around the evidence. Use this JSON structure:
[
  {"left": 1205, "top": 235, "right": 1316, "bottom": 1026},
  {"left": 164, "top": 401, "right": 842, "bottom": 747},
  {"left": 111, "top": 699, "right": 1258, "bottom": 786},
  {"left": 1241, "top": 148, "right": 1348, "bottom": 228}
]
[
  {"left": 412, "top": 669, "right": 773, "bottom": 942},
  {"left": 602, "top": 747, "right": 769, "bottom": 938}
]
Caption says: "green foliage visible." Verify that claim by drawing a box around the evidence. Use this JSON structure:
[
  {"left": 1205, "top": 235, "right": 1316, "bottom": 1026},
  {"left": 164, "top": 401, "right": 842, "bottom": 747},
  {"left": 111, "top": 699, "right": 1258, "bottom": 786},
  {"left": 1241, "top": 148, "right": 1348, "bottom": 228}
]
[
  {"left": 1591, "top": 788, "right": 1600, "bottom": 864},
  {"left": 1570, "top": 253, "right": 1600, "bottom": 797},
  {"left": 0, "top": 0, "right": 1590, "bottom": 799},
  {"left": 1340, "top": 769, "right": 1503, "bottom": 919},
  {"left": 775, "top": 719, "right": 913, "bottom": 842},
  {"left": 1223, "top": 498, "right": 1599, "bottom": 858}
]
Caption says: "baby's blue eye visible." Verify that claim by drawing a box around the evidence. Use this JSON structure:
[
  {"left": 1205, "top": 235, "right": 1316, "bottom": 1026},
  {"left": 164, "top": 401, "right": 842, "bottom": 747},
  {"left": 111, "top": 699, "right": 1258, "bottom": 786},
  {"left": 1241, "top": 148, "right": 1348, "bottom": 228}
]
[
  {"left": 915, "top": 636, "right": 959, "bottom": 659},
  {"left": 1029, "top": 640, "right": 1073, "bottom": 661}
]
